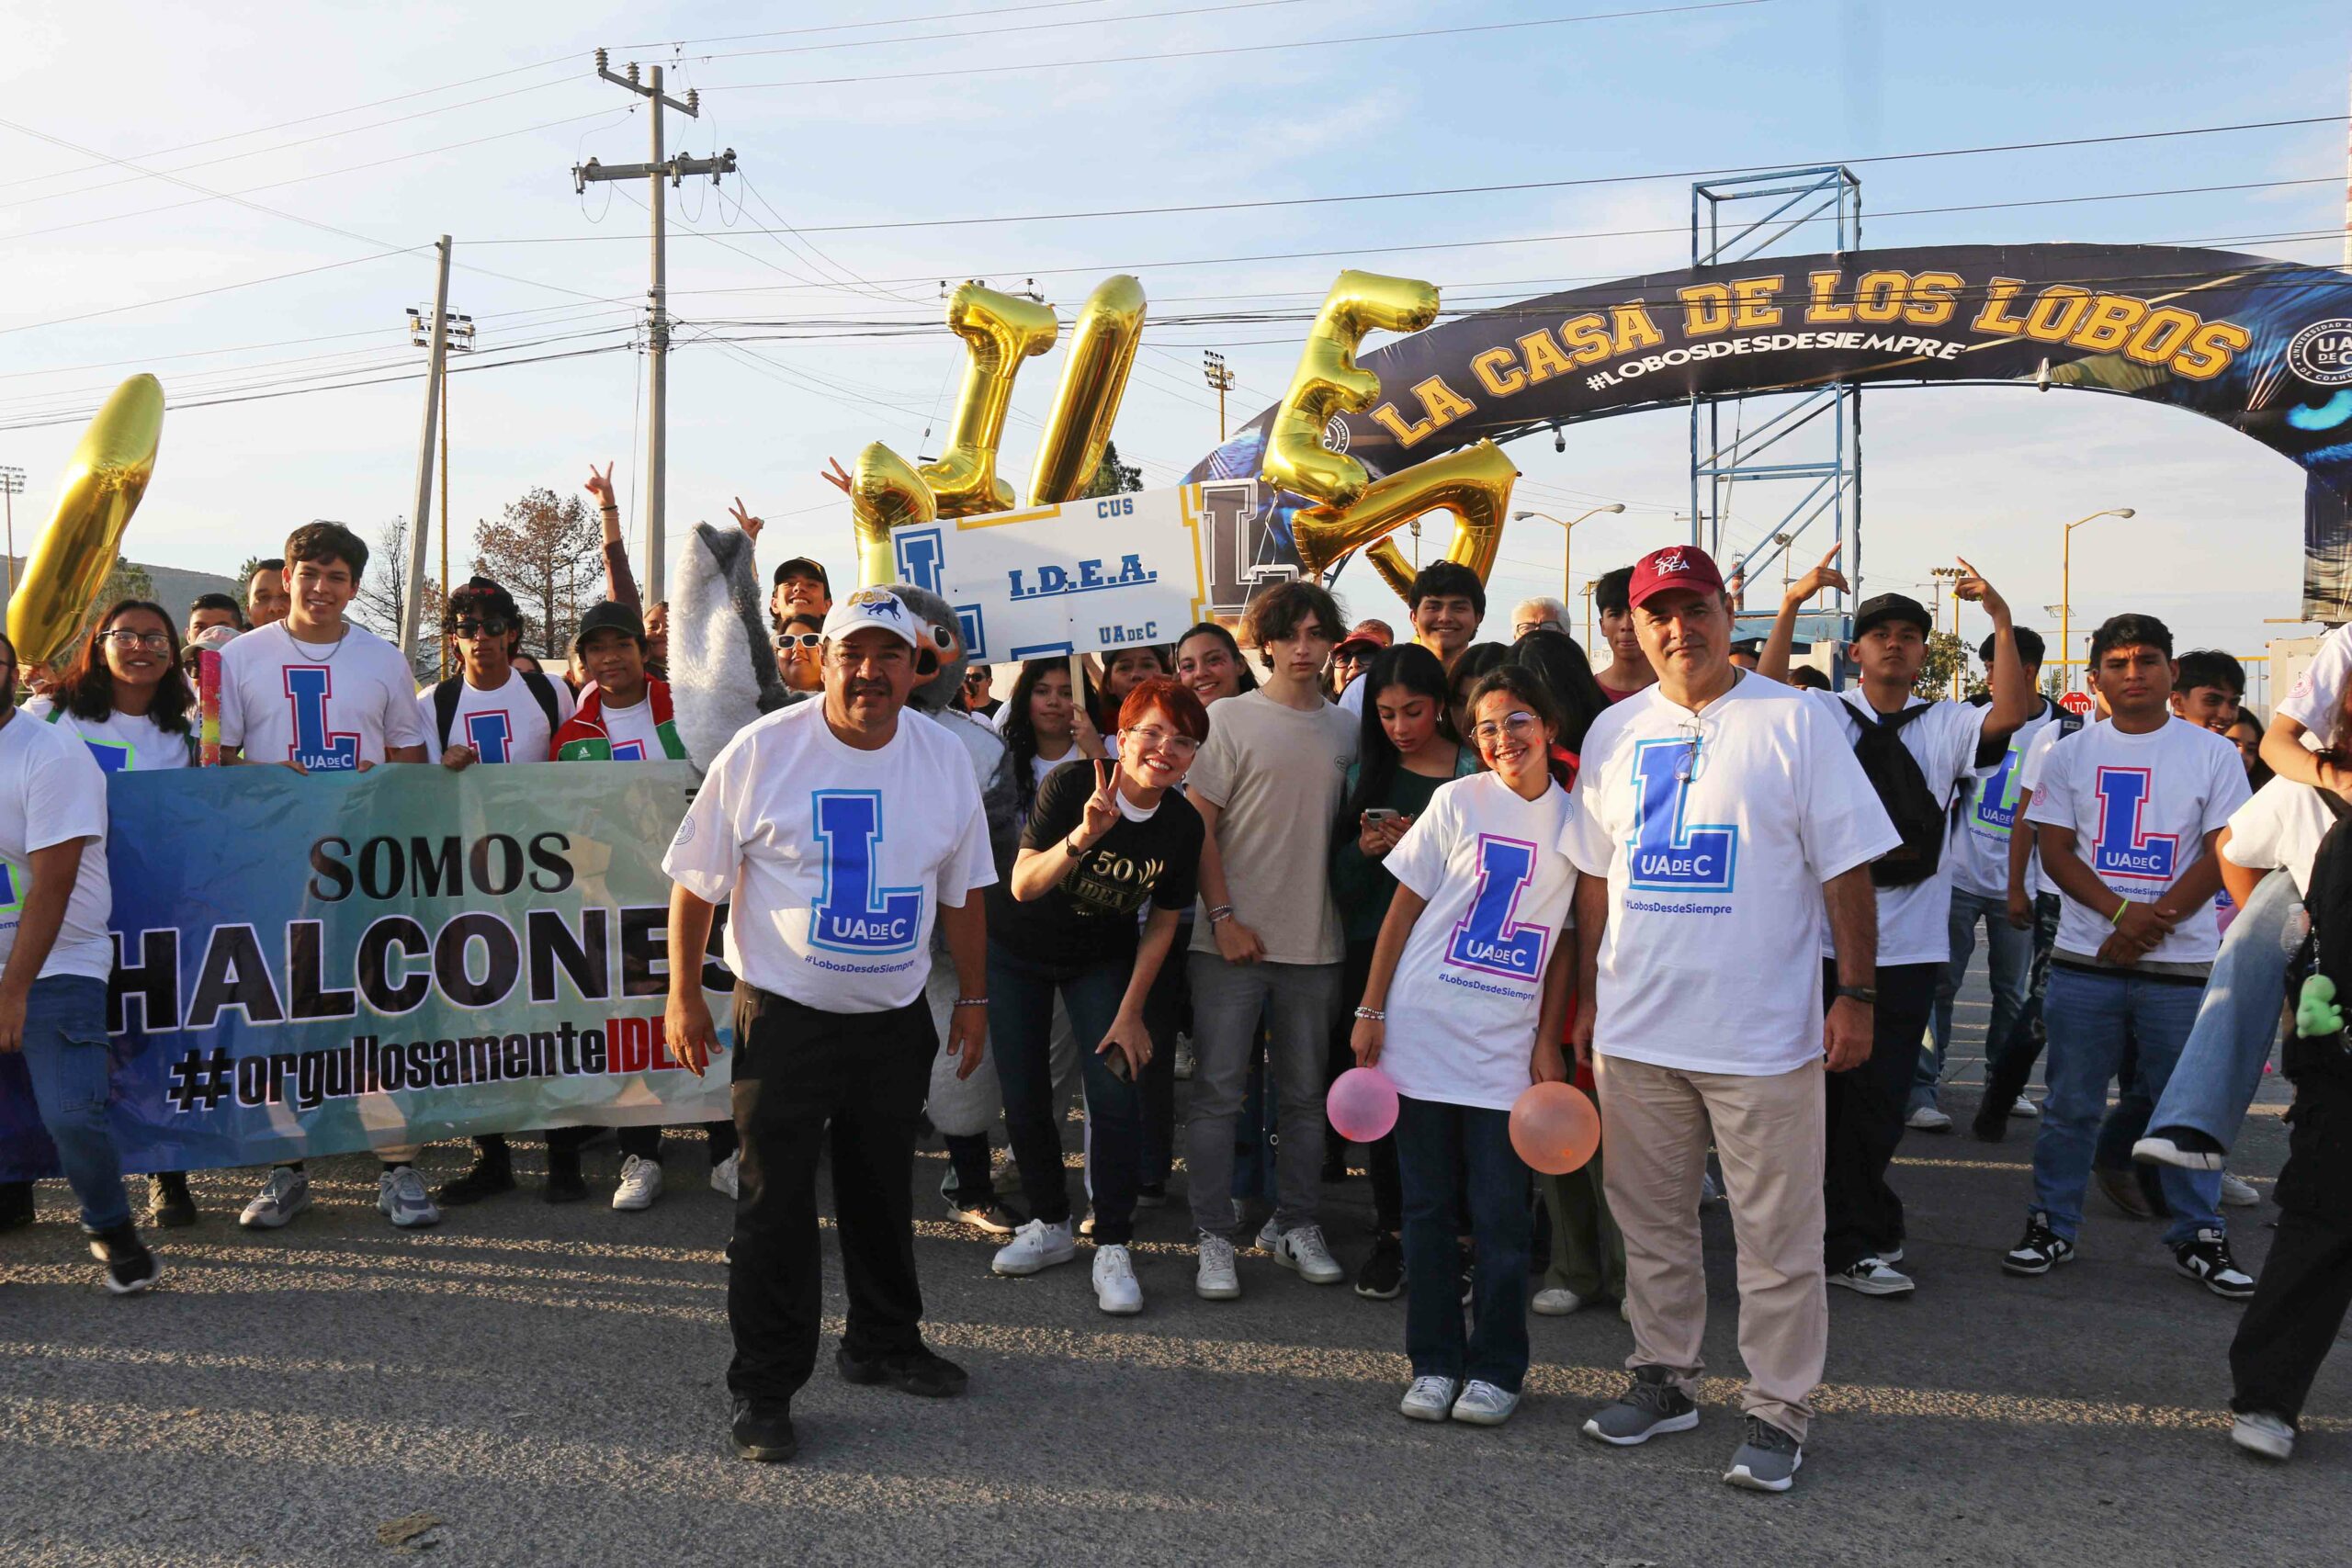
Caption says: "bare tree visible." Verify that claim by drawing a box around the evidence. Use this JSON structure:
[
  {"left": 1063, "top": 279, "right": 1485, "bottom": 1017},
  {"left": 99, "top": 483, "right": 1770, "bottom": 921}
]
[
  {"left": 472, "top": 487, "right": 600, "bottom": 658},
  {"left": 350, "top": 515, "right": 443, "bottom": 681}
]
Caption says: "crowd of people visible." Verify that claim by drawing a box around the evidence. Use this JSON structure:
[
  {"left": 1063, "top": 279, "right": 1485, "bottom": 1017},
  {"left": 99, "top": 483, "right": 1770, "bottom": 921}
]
[{"left": 4, "top": 480, "right": 2345, "bottom": 1488}]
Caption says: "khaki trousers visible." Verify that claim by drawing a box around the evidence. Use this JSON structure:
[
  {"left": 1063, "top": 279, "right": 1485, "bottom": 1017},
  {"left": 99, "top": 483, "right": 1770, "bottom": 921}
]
[{"left": 1593, "top": 1051, "right": 1827, "bottom": 1440}]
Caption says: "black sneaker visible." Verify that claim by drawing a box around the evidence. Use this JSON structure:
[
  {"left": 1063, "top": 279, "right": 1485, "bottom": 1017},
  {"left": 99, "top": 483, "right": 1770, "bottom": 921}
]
[
  {"left": 2001, "top": 1213, "right": 2075, "bottom": 1276},
  {"left": 836, "top": 1343, "right": 968, "bottom": 1398},
  {"left": 1134, "top": 1181, "right": 1169, "bottom": 1209},
  {"left": 1355, "top": 1231, "right": 1404, "bottom": 1300},
  {"left": 1583, "top": 1364, "right": 1702, "bottom": 1446},
  {"left": 2175, "top": 1228, "right": 2256, "bottom": 1299},
  {"left": 729, "top": 1396, "right": 797, "bottom": 1462},
  {"left": 87, "top": 1222, "right": 161, "bottom": 1295},
  {"left": 2135, "top": 1126, "right": 2226, "bottom": 1172},
  {"left": 147, "top": 1172, "right": 198, "bottom": 1229},
  {"left": 543, "top": 1149, "right": 588, "bottom": 1205},
  {"left": 436, "top": 1142, "right": 516, "bottom": 1206},
  {"left": 0, "top": 1179, "right": 32, "bottom": 1232},
  {"left": 1969, "top": 1098, "right": 2009, "bottom": 1144}
]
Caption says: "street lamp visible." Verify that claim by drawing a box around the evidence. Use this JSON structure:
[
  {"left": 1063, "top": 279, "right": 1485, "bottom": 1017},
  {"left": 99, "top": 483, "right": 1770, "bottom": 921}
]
[
  {"left": 0, "top": 467, "right": 22, "bottom": 605},
  {"left": 1512, "top": 503, "right": 1625, "bottom": 602},
  {"left": 2060, "top": 508, "right": 2135, "bottom": 690},
  {"left": 1578, "top": 580, "right": 1598, "bottom": 649}
]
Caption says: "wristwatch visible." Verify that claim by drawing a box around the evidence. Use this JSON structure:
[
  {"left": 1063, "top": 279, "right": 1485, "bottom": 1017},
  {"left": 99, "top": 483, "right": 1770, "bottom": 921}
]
[{"left": 1833, "top": 985, "right": 1877, "bottom": 1006}]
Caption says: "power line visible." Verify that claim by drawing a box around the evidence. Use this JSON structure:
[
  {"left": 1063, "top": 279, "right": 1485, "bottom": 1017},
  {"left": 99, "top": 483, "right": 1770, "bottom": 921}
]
[
  {"left": 615, "top": 0, "right": 1145, "bottom": 51},
  {"left": 0, "top": 247, "right": 428, "bottom": 339},
  {"left": 680, "top": 0, "right": 1338, "bottom": 62},
  {"left": 702, "top": 0, "right": 1772, "bottom": 92}
]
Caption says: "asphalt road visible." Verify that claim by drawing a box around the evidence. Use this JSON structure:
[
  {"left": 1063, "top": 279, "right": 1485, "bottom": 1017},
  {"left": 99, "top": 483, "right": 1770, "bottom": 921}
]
[{"left": 1, "top": 963, "right": 2335, "bottom": 1568}]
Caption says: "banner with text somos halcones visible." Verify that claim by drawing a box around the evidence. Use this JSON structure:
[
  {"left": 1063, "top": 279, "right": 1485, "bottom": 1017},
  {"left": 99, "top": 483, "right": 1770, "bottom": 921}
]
[{"left": 0, "top": 761, "right": 733, "bottom": 1181}]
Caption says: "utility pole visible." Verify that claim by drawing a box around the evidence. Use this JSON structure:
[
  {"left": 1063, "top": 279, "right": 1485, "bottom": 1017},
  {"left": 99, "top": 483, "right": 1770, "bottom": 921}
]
[
  {"left": 0, "top": 467, "right": 23, "bottom": 605},
  {"left": 1203, "top": 351, "right": 1234, "bottom": 441},
  {"left": 401, "top": 237, "right": 452, "bottom": 662},
  {"left": 406, "top": 300, "right": 472, "bottom": 676},
  {"left": 575, "top": 50, "right": 738, "bottom": 604}
]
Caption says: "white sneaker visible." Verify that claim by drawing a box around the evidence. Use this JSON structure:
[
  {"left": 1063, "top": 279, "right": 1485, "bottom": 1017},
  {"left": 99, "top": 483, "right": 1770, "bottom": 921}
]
[
  {"left": 1905, "top": 1104, "right": 1953, "bottom": 1133},
  {"left": 613, "top": 1155, "right": 663, "bottom": 1212},
  {"left": 709, "top": 1151, "right": 740, "bottom": 1201},
  {"left": 1195, "top": 1232, "right": 1241, "bottom": 1299},
  {"left": 1451, "top": 1380, "right": 1521, "bottom": 1426},
  {"left": 993, "top": 1218, "right": 1079, "bottom": 1276},
  {"left": 2010, "top": 1094, "right": 2041, "bottom": 1119},
  {"left": 2232, "top": 1411, "right": 2294, "bottom": 1461},
  {"left": 378, "top": 1167, "right": 441, "bottom": 1229},
  {"left": 1399, "top": 1375, "right": 1459, "bottom": 1422},
  {"left": 1828, "top": 1257, "right": 1915, "bottom": 1296},
  {"left": 1092, "top": 1244, "right": 1143, "bottom": 1314},
  {"left": 1532, "top": 1287, "right": 1588, "bottom": 1316},
  {"left": 2220, "top": 1171, "right": 2260, "bottom": 1208},
  {"left": 1259, "top": 1220, "right": 1344, "bottom": 1284},
  {"left": 240, "top": 1166, "right": 311, "bottom": 1230}
]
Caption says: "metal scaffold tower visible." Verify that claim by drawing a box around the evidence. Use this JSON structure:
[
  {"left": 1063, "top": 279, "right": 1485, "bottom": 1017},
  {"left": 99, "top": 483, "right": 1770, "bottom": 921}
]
[{"left": 1688, "top": 166, "right": 1863, "bottom": 635}]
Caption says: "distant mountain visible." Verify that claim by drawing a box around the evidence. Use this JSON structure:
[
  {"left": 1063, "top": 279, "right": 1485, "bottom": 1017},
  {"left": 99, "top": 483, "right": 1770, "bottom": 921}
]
[{"left": 5, "top": 558, "right": 242, "bottom": 622}]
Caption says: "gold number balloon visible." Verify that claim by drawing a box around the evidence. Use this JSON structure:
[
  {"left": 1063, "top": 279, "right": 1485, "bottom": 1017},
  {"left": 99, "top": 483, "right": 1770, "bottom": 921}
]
[
  {"left": 9, "top": 374, "right": 164, "bottom": 668},
  {"left": 919, "top": 283, "right": 1059, "bottom": 518},
  {"left": 1028, "top": 274, "right": 1147, "bottom": 506},
  {"left": 847, "top": 441, "right": 940, "bottom": 590},
  {"left": 1259, "top": 269, "right": 1440, "bottom": 511},
  {"left": 1291, "top": 440, "right": 1519, "bottom": 581}
]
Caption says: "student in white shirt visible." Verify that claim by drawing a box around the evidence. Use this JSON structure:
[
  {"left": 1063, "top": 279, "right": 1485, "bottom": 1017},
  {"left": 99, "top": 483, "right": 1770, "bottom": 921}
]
[
  {"left": 418, "top": 578, "right": 573, "bottom": 770},
  {"left": 1973, "top": 694, "right": 2086, "bottom": 1138},
  {"left": 2007, "top": 614, "right": 2253, "bottom": 1298},
  {"left": 663, "top": 588, "right": 994, "bottom": 1465},
  {"left": 218, "top": 523, "right": 435, "bottom": 1234},
  {"left": 1761, "top": 552, "right": 2035, "bottom": 1298},
  {"left": 1352, "top": 664, "right": 1577, "bottom": 1429},
  {"left": 0, "top": 627, "right": 161, "bottom": 1294},
  {"left": 1561, "top": 544, "right": 1896, "bottom": 1494},
  {"left": 28, "top": 600, "right": 200, "bottom": 1230}
]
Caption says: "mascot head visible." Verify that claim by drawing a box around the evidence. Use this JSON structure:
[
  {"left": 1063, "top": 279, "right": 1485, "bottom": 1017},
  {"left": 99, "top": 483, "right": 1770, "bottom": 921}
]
[{"left": 885, "top": 583, "right": 968, "bottom": 714}]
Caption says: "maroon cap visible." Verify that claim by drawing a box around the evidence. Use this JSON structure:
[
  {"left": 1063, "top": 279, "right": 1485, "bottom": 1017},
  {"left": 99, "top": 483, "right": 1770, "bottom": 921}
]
[
  {"left": 1628, "top": 545, "right": 1726, "bottom": 608},
  {"left": 1333, "top": 633, "right": 1385, "bottom": 660}
]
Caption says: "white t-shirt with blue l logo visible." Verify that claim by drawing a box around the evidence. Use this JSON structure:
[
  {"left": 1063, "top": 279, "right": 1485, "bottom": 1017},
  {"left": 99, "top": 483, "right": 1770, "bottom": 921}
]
[
  {"left": 1560, "top": 673, "right": 1900, "bottom": 1077},
  {"left": 26, "top": 697, "right": 191, "bottom": 773},
  {"left": 1380, "top": 772, "right": 1576, "bottom": 1111},
  {"left": 1949, "top": 699, "right": 2064, "bottom": 900},
  {"left": 2024, "top": 716, "right": 2249, "bottom": 966},
  {"left": 219, "top": 621, "right": 429, "bottom": 771}
]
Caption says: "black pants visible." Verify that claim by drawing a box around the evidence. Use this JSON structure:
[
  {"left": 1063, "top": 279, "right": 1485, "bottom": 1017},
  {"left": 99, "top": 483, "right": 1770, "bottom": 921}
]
[
  {"left": 1822, "top": 959, "right": 1940, "bottom": 1271},
  {"left": 617, "top": 1120, "right": 739, "bottom": 1166},
  {"left": 2231, "top": 1073, "right": 2352, "bottom": 1425},
  {"left": 1331, "top": 939, "right": 1405, "bottom": 1233},
  {"left": 1140, "top": 940, "right": 1188, "bottom": 1187},
  {"left": 1983, "top": 894, "right": 2061, "bottom": 1108},
  {"left": 728, "top": 986, "right": 937, "bottom": 1406}
]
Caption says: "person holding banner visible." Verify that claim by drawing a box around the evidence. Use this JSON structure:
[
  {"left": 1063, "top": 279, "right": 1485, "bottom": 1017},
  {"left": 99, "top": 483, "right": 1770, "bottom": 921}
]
[
  {"left": 0, "top": 629, "right": 160, "bottom": 1293},
  {"left": 662, "top": 587, "right": 994, "bottom": 1464},
  {"left": 217, "top": 522, "right": 435, "bottom": 1234},
  {"left": 28, "top": 601, "right": 199, "bottom": 1228},
  {"left": 987, "top": 677, "right": 1205, "bottom": 1314}
]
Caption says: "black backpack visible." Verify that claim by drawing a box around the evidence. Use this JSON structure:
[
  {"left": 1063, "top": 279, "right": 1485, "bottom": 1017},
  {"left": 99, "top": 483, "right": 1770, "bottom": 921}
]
[
  {"left": 432, "top": 671, "right": 562, "bottom": 752},
  {"left": 1845, "top": 701, "right": 1945, "bottom": 888}
]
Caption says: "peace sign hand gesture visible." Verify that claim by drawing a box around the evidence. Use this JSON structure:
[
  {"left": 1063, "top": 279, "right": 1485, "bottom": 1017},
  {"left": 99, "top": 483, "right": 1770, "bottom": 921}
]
[
  {"left": 583, "top": 462, "right": 616, "bottom": 508},
  {"left": 729, "top": 496, "right": 763, "bottom": 542},
  {"left": 820, "top": 457, "right": 853, "bottom": 496}
]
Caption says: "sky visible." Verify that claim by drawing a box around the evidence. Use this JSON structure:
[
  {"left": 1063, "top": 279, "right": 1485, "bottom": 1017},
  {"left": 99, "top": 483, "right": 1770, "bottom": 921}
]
[{"left": 3, "top": 0, "right": 2347, "bottom": 705}]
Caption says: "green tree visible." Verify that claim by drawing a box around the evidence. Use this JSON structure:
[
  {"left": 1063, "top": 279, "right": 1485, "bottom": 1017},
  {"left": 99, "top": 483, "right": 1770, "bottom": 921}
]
[
  {"left": 1916, "top": 630, "right": 1972, "bottom": 700},
  {"left": 2041, "top": 663, "right": 2069, "bottom": 702},
  {"left": 1078, "top": 440, "right": 1145, "bottom": 499}
]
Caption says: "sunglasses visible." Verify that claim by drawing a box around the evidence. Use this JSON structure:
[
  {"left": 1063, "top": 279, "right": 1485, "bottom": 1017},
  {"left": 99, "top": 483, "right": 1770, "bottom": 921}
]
[
  {"left": 453, "top": 617, "right": 512, "bottom": 637},
  {"left": 776, "top": 632, "right": 822, "bottom": 650}
]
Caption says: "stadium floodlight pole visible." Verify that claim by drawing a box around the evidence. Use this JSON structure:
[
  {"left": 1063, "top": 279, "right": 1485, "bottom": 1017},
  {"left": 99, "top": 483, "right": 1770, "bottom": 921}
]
[
  {"left": 2060, "top": 507, "right": 2135, "bottom": 689},
  {"left": 575, "top": 51, "right": 737, "bottom": 604},
  {"left": 0, "top": 466, "right": 23, "bottom": 604},
  {"left": 401, "top": 236, "right": 452, "bottom": 661},
  {"left": 1203, "top": 351, "right": 1235, "bottom": 441},
  {"left": 1512, "top": 504, "right": 1624, "bottom": 602}
]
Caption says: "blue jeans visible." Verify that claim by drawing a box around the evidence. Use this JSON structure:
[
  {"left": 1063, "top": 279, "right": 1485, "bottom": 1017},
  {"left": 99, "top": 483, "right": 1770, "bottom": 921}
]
[
  {"left": 989, "top": 943, "right": 1142, "bottom": 1246},
  {"left": 1396, "top": 1094, "right": 1531, "bottom": 1393},
  {"left": 2032, "top": 964, "right": 2223, "bottom": 1246},
  {"left": 1922, "top": 887, "right": 2035, "bottom": 1111},
  {"left": 13, "top": 975, "right": 130, "bottom": 1233},
  {"left": 2148, "top": 868, "right": 2302, "bottom": 1151}
]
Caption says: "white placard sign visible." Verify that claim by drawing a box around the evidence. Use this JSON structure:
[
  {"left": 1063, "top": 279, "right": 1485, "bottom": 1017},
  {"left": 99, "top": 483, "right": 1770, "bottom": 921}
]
[{"left": 887, "top": 486, "right": 1210, "bottom": 660}]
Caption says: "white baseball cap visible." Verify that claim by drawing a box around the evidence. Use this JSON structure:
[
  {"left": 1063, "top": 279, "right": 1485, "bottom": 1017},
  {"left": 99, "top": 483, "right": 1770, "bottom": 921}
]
[{"left": 820, "top": 587, "right": 921, "bottom": 649}]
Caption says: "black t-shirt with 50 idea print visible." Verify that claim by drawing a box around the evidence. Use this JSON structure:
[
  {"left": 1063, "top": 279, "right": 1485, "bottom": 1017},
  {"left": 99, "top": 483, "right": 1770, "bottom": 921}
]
[{"left": 989, "top": 758, "right": 1203, "bottom": 973}]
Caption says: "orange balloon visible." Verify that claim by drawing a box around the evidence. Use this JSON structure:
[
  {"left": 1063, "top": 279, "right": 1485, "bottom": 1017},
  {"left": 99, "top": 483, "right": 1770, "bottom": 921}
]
[{"left": 1509, "top": 1081, "right": 1600, "bottom": 1175}]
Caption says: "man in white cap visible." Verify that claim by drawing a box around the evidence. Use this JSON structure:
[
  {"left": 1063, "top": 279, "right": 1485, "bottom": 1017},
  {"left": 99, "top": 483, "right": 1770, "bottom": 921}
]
[{"left": 663, "top": 586, "right": 995, "bottom": 1465}]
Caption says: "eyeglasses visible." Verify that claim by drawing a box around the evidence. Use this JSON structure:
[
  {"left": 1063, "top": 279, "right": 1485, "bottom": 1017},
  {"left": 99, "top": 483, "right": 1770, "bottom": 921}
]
[
  {"left": 100, "top": 629, "right": 173, "bottom": 650},
  {"left": 1123, "top": 725, "right": 1201, "bottom": 758},
  {"left": 1513, "top": 620, "right": 1563, "bottom": 637},
  {"left": 1471, "top": 712, "right": 1541, "bottom": 744},
  {"left": 1674, "top": 716, "right": 1710, "bottom": 784},
  {"left": 776, "top": 632, "right": 822, "bottom": 650},
  {"left": 453, "top": 617, "right": 512, "bottom": 637}
]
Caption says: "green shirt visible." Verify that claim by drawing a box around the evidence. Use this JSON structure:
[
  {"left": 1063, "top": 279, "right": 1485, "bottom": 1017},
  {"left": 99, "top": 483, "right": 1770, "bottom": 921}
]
[{"left": 1329, "top": 745, "right": 1479, "bottom": 944}]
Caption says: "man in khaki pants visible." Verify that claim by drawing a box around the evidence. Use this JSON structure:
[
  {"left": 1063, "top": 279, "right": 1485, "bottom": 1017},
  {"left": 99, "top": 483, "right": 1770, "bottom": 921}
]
[{"left": 1555, "top": 544, "right": 1895, "bottom": 1494}]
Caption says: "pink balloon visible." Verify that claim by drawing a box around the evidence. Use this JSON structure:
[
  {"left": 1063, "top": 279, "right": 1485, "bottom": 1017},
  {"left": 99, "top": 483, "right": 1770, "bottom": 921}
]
[
  {"left": 1328, "top": 1066, "right": 1401, "bottom": 1143},
  {"left": 1510, "top": 1081, "right": 1600, "bottom": 1175}
]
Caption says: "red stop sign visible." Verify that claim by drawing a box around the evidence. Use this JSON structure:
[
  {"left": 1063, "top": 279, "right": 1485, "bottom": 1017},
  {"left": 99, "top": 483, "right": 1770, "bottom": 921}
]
[{"left": 2060, "top": 691, "right": 2094, "bottom": 716}]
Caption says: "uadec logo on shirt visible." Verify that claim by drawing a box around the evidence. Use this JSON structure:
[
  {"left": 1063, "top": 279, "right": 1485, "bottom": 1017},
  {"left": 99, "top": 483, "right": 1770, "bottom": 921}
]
[
  {"left": 1624, "top": 737, "right": 1738, "bottom": 894},
  {"left": 807, "top": 789, "right": 926, "bottom": 954},
  {"left": 1445, "top": 833, "right": 1550, "bottom": 983},
  {"left": 2091, "top": 765, "right": 2179, "bottom": 880},
  {"left": 282, "top": 667, "right": 360, "bottom": 773}
]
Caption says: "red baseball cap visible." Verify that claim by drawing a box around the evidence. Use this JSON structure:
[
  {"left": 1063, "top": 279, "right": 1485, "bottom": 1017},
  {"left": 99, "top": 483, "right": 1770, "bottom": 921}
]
[{"left": 1628, "top": 545, "right": 1726, "bottom": 608}]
